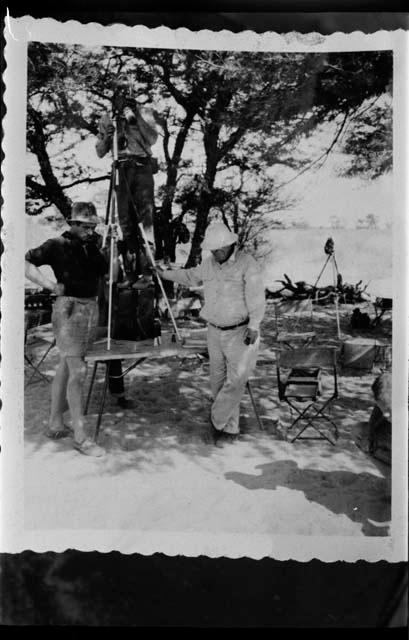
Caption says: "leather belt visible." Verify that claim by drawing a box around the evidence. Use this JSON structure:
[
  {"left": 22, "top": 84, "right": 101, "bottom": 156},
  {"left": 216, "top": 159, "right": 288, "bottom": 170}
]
[
  {"left": 118, "top": 155, "right": 150, "bottom": 165},
  {"left": 208, "top": 318, "right": 249, "bottom": 331}
]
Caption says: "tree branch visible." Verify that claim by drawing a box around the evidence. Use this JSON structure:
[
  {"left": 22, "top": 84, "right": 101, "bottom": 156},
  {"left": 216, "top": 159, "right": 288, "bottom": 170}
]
[
  {"left": 26, "top": 201, "right": 54, "bottom": 216},
  {"left": 61, "top": 174, "right": 110, "bottom": 189},
  {"left": 218, "top": 126, "right": 246, "bottom": 160},
  {"left": 274, "top": 110, "right": 352, "bottom": 192},
  {"left": 26, "top": 176, "right": 49, "bottom": 200},
  {"left": 162, "top": 120, "right": 171, "bottom": 165},
  {"left": 27, "top": 105, "right": 72, "bottom": 217}
]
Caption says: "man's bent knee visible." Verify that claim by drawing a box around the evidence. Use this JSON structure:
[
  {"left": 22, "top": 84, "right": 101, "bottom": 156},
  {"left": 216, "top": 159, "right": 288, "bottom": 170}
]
[{"left": 66, "top": 357, "right": 87, "bottom": 381}]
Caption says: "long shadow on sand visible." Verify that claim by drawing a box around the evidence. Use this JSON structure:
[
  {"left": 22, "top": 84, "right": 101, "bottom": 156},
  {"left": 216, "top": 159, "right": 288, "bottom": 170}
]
[{"left": 225, "top": 459, "right": 390, "bottom": 536}]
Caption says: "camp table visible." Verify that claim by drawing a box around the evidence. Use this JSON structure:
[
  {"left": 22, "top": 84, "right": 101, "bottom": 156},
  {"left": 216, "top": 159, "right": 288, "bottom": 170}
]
[
  {"left": 84, "top": 332, "right": 267, "bottom": 441},
  {"left": 84, "top": 335, "right": 204, "bottom": 441}
]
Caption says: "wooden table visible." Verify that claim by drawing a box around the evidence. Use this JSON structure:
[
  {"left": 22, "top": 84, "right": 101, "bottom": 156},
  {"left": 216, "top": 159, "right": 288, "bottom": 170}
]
[
  {"left": 84, "top": 338, "right": 204, "bottom": 441},
  {"left": 84, "top": 336, "right": 269, "bottom": 440}
]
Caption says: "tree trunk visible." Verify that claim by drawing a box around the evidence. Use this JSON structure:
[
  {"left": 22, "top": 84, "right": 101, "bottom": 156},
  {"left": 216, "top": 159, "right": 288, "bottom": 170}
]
[
  {"left": 186, "top": 206, "right": 208, "bottom": 267},
  {"left": 156, "top": 110, "right": 196, "bottom": 261},
  {"left": 27, "top": 106, "right": 72, "bottom": 218},
  {"left": 185, "top": 87, "right": 233, "bottom": 267},
  {"left": 185, "top": 164, "right": 217, "bottom": 267}
]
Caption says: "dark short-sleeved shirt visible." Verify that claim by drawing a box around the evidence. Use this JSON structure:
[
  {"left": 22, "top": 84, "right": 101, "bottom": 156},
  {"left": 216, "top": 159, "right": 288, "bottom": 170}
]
[{"left": 25, "top": 231, "right": 108, "bottom": 298}]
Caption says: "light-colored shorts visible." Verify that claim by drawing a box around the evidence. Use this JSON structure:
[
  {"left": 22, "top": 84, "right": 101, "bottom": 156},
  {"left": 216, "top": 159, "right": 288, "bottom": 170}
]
[{"left": 52, "top": 296, "right": 98, "bottom": 357}]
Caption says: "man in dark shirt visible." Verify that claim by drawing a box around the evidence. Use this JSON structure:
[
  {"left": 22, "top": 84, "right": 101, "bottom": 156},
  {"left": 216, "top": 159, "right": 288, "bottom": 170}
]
[{"left": 25, "top": 202, "right": 108, "bottom": 457}]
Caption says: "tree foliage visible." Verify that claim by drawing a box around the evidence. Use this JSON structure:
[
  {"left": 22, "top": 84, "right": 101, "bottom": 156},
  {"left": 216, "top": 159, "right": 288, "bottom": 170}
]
[
  {"left": 340, "top": 98, "right": 392, "bottom": 179},
  {"left": 26, "top": 44, "right": 392, "bottom": 263}
]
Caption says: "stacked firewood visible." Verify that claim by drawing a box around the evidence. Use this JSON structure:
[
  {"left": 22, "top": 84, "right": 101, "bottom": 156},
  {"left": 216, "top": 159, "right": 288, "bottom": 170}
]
[{"left": 265, "top": 273, "right": 371, "bottom": 305}]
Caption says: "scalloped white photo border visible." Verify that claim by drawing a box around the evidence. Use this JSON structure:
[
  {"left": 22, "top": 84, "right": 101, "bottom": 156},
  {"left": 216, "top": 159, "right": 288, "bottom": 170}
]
[{"left": 2, "top": 16, "right": 408, "bottom": 561}]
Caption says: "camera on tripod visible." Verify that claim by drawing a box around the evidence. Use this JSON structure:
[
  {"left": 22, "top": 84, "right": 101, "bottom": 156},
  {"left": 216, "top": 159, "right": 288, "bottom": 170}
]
[
  {"left": 112, "top": 94, "right": 137, "bottom": 149},
  {"left": 122, "top": 105, "right": 137, "bottom": 125},
  {"left": 113, "top": 76, "right": 138, "bottom": 116}
]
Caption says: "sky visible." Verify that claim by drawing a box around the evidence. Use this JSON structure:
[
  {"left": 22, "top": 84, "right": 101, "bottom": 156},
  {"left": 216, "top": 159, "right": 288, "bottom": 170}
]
[{"left": 276, "top": 157, "right": 393, "bottom": 230}]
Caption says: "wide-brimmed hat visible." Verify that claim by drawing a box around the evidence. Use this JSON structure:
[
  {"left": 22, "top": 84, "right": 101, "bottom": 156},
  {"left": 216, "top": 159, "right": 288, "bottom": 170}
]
[
  {"left": 201, "top": 222, "right": 238, "bottom": 251},
  {"left": 68, "top": 202, "right": 100, "bottom": 226}
]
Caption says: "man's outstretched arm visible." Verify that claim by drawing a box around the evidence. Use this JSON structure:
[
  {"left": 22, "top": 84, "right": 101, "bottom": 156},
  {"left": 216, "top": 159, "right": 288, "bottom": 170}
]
[{"left": 156, "top": 263, "right": 203, "bottom": 288}]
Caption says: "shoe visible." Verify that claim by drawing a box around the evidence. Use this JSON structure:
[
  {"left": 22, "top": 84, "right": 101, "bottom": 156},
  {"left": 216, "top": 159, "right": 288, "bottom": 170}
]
[
  {"left": 209, "top": 415, "right": 220, "bottom": 437},
  {"left": 73, "top": 438, "right": 105, "bottom": 457},
  {"left": 116, "top": 396, "right": 135, "bottom": 409},
  {"left": 209, "top": 416, "right": 235, "bottom": 446},
  {"left": 213, "top": 432, "right": 238, "bottom": 447},
  {"left": 215, "top": 432, "right": 240, "bottom": 447},
  {"left": 223, "top": 433, "right": 239, "bottom": 444},
  {"left": 45, "top": 425, "right": 73, "bottom": 439}
]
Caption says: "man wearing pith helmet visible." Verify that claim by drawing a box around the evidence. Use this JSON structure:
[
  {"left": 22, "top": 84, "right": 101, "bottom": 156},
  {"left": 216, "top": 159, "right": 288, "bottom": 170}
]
[{"left": 157, "top": 222, "right": 265, "bottom": 445}]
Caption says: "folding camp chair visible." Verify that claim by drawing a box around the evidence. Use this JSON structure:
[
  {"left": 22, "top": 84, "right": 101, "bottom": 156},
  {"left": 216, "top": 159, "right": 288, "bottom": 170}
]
[
  {"left": 273, "top": 298, "right": 316, "bottom": 349},
  {"left": 24, "top": 312, "right": 55, "bottom": 384},
  {"left": 276, "top": 347, "right": 339, "bottom": 445}
]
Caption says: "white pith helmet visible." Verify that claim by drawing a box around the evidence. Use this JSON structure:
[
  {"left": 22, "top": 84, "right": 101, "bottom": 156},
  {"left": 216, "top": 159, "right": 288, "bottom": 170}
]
[{"left": 201, "top": 222, "right": 238, "bottom": 251}]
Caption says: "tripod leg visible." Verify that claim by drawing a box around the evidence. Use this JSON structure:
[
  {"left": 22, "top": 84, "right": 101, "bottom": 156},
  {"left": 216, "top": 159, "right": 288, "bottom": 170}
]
[
  {"left": 313, "top": 254, "right": 331, "bottom": 290},
  {"left": 246, "top": 381, "right": 264, "bottom": 431},
  {"left": 95, "top": 363, "right": 109, "bottom": 442},
  {"left": 106, "top": 161, "right": 122, "bottom": 350},
  {"left": 332, "top": 256, "right": 341, "bottom": 339},
  {"left": 138, "top": 222, "right": 182, "bottom": 343},
  {"left": 104, "top": 167, "right": 114, "bottom": 226}
]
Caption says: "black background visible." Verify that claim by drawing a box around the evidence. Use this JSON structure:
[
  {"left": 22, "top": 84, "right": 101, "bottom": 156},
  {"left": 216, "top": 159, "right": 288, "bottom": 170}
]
[{"left": 2, "top": 3, "right": 408, "bottom": 629}]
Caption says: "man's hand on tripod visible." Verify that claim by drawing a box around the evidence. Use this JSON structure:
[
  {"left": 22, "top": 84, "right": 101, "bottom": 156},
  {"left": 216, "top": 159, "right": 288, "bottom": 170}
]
[
  {"left": 153, "top": 110, "right": 168, "bottom": 128},
  {"left": 101, "top": 222, "right": 120, "bottom": 244},
  {"left": 104, "top": 123, "right": 115, "bottom": 142},
  {"left": 123, "top": 106, "right": 137, "bottom": 125},
  {"left": 154, "top": 263, "right": 170, "bottom": 280},
  {"left": 154, "top": 264, "right": 164, "bottom": 278}
]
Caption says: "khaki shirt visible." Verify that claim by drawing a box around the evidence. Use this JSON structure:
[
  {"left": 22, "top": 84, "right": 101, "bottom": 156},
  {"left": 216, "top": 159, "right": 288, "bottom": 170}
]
[
  {"left": 96, "top": 107, "right": 158, "bottom": 159},
  {"left": 165, "top": 250, "right": 266, "bottom": 330}
]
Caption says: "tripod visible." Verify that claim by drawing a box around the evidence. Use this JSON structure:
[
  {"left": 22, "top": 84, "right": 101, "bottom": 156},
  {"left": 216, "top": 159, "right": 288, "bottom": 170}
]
[
  {"left": 103, "top": 114, "right": 182, "bottom": 349},
  {"left": 103, "top": 114, "right": 121, "bottom": 350},
  {"left": 313, "top": 238, "right": 341, "bottom": 339}
]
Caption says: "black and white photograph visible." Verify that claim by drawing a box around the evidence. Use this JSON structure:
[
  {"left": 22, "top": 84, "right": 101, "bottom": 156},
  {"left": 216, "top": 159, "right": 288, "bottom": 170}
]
[{"left": 2, "top": 16, "right": 407, "bottom": 562}]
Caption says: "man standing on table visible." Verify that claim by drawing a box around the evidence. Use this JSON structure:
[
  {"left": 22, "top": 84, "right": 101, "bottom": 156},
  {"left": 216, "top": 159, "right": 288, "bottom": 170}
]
[
  {"left": 25, "top": 202, "right": 107, "bottom": 457},
  {"left": 156, "top": 222, "right": 266, "bottom": 445},
  {"left": 95, "top": 74, "right": 159, "bottom": 284}
]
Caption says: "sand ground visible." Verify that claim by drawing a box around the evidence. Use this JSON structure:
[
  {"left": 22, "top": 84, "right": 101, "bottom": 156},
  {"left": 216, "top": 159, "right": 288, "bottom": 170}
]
[{"left": 24, "top": 303, "right": 392, "bottom": 537}]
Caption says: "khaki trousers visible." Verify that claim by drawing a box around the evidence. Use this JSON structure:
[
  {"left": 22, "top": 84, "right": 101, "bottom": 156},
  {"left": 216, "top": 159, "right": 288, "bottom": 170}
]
[
  {"left": 207, "top": 324, "right": 259, "bottom": 434},
  {"left": 52, "top": 296, "right": 98, "bottom": 357}
]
